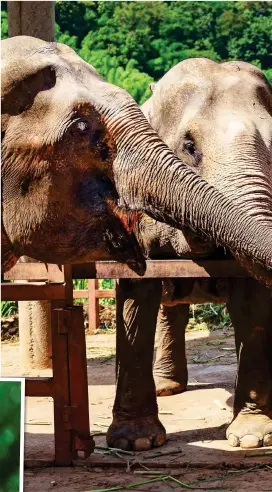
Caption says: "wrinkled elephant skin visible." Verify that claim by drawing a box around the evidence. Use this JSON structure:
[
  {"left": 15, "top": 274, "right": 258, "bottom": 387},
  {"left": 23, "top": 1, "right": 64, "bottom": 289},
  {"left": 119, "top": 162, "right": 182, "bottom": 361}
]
[
  {"left": 108, "top": 59, "right": 272, "bottom": 451},
  {"left": 2, "top": 38, "right": 272, "bottom": 285}
]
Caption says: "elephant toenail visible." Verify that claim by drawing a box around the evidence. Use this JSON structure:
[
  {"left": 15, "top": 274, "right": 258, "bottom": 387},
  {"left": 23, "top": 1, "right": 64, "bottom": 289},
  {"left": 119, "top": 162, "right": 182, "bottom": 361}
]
[
  {"left": 133, "top": 438, "right": 152, "bottom": 451},
  {"left": 263, "top": 433, "right": 272, "bottom": 446},
  {"left": 240, "top": 435, "right": 262, "bottom": 449},
  {"left": 113, "top": 438, "right": 130, "bottom": 450},
  {"left": 158, "top": 389, "right": 173, "bottom": 397},
  {"left": 227, "top": 434, "right": 239, "bottom": 447},
  {"left": 154, "top": 433, "right": 166, "bottom": 447}
]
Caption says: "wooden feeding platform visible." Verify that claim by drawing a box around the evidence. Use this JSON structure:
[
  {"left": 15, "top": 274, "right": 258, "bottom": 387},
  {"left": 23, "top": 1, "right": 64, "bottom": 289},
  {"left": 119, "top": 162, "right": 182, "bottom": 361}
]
[{"left": 1, "top": 259, "right": 249, "bottom": 466}]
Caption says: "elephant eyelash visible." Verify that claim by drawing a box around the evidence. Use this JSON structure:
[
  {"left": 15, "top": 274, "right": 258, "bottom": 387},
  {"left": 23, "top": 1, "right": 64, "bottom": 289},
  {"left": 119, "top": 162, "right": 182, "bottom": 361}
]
[{"left": 183, "top": 137, "right": 202, "bottom": 166}]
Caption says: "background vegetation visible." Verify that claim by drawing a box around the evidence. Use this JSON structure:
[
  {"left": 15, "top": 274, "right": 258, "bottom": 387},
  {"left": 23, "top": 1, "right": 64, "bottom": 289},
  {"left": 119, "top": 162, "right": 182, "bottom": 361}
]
[
  {"left": 56, "top": 1, "right": 272, "bottom": 102},
  {"left": 1, "top": 1, "right": 272, "bottom": 103},
  {"left": 1, "top": 1, "right": 271, "bottom": 328},
  {"left": 0, "top": 381, "right": 21, "bottom": 492}
]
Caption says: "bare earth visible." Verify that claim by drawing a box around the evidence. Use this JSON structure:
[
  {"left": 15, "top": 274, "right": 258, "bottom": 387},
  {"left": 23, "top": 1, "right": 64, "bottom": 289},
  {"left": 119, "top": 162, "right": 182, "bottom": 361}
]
[{"left": 1, "top": 328, "right": 272, "bottom": 491}]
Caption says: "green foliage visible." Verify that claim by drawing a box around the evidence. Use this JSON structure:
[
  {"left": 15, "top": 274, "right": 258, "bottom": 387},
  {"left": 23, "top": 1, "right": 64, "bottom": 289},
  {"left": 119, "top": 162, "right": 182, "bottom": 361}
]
[
  {"left": 188, "top": 303, "right": 231, "bottom": 331},
  {"left": 263, "top": 69, "right": 272, "bottom": 85},
  {"left": 0, "top": 381, "right": 21, "bottom": 492},
  {"left": 1, "top": 301, "right": 18, "bottom": 317},
  {"left": 1, "top": 9, "right": 8, "bottom": 39},
  {"left": 73, "top": 279, "right": 115, "bottom": 306},
  {"left": 1, "top": 2, "right": 271, "bottom": 101},
  {"left": 54, "top": 1, "right": 271, "bottom": 104},
  {"left": 55, "top": 23, "right": 78, "bottom": 50}
]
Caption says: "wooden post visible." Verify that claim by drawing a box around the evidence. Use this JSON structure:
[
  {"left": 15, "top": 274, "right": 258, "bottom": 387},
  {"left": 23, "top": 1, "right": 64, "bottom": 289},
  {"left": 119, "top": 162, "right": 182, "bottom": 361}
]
[
  {"left": 88, "top": 280, "right": 100, "bottom": 333},
  {"left": 7, "top": 2, "right": 55, "bottom": 370},
  {"left": 7, "top": 1, "right": 55, "bottom": 40}
]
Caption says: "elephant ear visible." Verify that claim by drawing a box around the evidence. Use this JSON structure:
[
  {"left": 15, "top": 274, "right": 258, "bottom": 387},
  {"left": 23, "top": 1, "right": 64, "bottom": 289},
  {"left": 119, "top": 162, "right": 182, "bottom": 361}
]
[
  {"left": 1, "top": 225, "right": 19, "bottom": 273},
  {"left": 2, "top": 64, "right": 56, "bottom": 117},
  {"left": 1, "top": 36, "right": 56, "bottom": 118}
]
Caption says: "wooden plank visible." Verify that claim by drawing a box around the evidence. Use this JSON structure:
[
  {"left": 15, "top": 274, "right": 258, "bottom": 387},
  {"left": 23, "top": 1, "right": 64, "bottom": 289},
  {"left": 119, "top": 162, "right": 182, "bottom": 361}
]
[
  {"left": 73, "top": 290, "right": 89, "bottom": 299},
  {"left": 5, "top": 259, "right": 248, "bottom": 281},
  {"left": 95, "top": 289, "right": 115, "bottom": 298},
  {"left": 73, "top": 289, "right": 115, "bottom": 299},
  {"left": 63, "top": 264, "right": 73, "bottom": 305},
  {"left": 51, "top": 303, "right": 73, "bottom": 466},
  {"left": 25, "top": 378, "right": 54, "bottom": 398},
  {"left": 67, "top": 306, "right": 95, "bottom": 459},
  {"left": 87, "top": 280, "right": 100, "bottom": 333},
  {"left": 88, "top": 280, "right": 96, "bottom": 333},
  {"left": 4, "top": 263, "right": 64, "bottom": 282},
  {"left": 72, "top": 259, "right": 248, "bottom": 279},
  {"left": 165, "top": 294, "right": 229, "bottom": 304},
  {"left": 1, "top": 283, "right": 66, "bottom": 301}
]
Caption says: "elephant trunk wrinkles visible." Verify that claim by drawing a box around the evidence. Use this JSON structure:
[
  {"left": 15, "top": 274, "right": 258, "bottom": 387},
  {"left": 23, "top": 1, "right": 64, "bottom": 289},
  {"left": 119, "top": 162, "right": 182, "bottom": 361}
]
[{"left": 99, "top": 98, "right": 272, "bottom": 285}]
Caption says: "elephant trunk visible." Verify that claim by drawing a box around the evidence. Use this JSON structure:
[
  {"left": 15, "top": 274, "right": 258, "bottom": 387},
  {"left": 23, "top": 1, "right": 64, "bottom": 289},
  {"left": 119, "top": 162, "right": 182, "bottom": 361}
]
[{"left": 96, "top": 90, "right": 272, "bottom": 285}]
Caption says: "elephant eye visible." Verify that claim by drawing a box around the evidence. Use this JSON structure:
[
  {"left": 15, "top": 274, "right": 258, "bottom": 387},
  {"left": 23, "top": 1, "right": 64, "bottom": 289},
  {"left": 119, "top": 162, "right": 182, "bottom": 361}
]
[
  {"left": 184, "top": 138, "right": 196, "bottom": 155},
  {"left": 183, "top": 133, "right": 202, "bottom": 168},
  {"left": 76, "top": 120, "right": 89, "bottom": 133},
  {"left": 69, "top": 119, "right": 91, "bottom": 139}
]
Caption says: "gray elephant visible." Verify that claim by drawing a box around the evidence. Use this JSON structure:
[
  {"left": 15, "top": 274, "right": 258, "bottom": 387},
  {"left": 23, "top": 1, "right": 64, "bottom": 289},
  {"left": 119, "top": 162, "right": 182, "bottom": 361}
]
[
  {"left": 2, "top": 36, "right": 272, "bottom": 285},
  {"left": 109, "top": 59, "right": 272, "bottom": 452}
]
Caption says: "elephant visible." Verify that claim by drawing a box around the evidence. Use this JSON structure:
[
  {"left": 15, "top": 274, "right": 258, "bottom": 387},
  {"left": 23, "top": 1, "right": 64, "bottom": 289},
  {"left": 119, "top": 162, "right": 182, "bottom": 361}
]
[
  {"left": 109, "top": 59, "right": 272, "bottom": 452},
  {"left": 2, "top": 36, "right": 272, "bottom": 289}
]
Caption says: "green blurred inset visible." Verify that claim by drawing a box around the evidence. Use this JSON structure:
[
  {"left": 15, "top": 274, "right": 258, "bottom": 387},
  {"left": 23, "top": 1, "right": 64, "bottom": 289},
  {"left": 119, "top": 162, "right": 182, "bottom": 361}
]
[{"left": 0, "top": 381, "right": 22, "bottom": 492}]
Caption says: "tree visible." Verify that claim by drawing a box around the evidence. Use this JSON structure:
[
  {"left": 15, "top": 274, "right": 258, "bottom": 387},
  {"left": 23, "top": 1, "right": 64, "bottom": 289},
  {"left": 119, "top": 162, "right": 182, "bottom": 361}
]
[{"left": 2, "top": 1, "right": 271, "bottom": 103}]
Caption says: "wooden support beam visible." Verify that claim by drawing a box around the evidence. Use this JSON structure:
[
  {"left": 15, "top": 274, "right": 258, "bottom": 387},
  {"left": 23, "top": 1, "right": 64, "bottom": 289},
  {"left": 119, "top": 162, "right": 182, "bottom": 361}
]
[
  {"left": 50, "top": 302, "right": 73, "bottom": 466},
  {"left": 87, "top": 280, "right": 100, "bottom": 333},
  {"left": 67, "top": 306, "right": 95, "bottom": 458},
  {"left": 8, "top": 1, "right": 55, "bottom": 41},
  {"left": 4, "top": 263, "right": 64, "bottom": 282},
  {"left": 5, "top": 259, "right": 249, "bottom": 282},
  {"left": 72, "top": 259, "right": 248, "bottom": 279},
  {"left": 73, "top": 289, "right": 115, "bottom": 299},
  {"left": 1, "top": 283, "right": 66, "bottom": 301},
  {"left": 25, "top": 378, "right": 54, "bottom": 398}
]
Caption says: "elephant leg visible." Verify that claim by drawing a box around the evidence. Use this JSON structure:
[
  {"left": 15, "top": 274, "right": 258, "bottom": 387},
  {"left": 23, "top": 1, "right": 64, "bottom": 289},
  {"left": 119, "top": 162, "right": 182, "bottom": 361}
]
[
  {"left": 154, "top": 304, "right": 189, "bottom": 397},
  {"left": 226, "top": 279, "right": 272, "bottom": 449},
  {"left": 107, "top": 278, "right": 166, "bottom": 451}
]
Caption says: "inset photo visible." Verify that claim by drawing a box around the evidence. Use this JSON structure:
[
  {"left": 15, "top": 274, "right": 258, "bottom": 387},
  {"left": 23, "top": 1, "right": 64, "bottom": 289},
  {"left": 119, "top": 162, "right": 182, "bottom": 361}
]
[{"left": 0, "top": 379, "right": 25, "bottom": 492}]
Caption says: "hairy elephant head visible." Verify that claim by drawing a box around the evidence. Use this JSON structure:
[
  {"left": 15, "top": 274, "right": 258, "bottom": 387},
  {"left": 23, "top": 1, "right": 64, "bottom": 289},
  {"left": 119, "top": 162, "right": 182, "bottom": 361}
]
[
  {"left": 1, "top": 38, "right": 272, "bottom": 283},
  {"left": 142, "top": 58, "right": 272, "bottom": 285}
]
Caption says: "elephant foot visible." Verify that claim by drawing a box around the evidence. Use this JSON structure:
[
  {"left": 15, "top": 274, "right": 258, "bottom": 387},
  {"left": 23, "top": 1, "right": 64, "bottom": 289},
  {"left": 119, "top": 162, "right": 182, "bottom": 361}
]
[
  {"left": 154, "top": 376, "right": 187, "bottom": 397},
  {"left": 106, "top": 415, "right": 166, "bottom": 451},
  {"left": 227, "top": 412, "right": 272, "bottom": 449}
]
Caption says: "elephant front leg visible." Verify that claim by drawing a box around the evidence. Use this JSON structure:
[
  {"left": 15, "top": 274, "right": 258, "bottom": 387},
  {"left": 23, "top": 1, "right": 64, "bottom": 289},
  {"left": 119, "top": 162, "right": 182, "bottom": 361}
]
[
  {"left": 226, "top": 279, "right": 272, "bottom": 449},
  {"left": 107, "top": 278, "right": 166, "bottom": 451},
  {"left": 154, "top": 304, "right": 189, "bottom": 396}
]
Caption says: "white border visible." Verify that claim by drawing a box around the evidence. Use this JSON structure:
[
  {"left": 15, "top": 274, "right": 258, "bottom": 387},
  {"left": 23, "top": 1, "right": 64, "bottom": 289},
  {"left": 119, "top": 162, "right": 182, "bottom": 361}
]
[{"left": 0, "top": 378, "right": 25, "bottom": 492}]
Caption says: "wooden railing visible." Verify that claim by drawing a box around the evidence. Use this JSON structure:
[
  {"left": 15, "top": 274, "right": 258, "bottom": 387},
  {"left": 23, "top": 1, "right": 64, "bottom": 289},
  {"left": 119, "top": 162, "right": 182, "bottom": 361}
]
[
  {"left": 73, "top": 280, "right": 116, "bottom": 332},
  {"left": 2, "top": 259, "right": 249, "bottom": 465},
  {"left": 71, "top": 258, "right": 249, "bottom": 333}
]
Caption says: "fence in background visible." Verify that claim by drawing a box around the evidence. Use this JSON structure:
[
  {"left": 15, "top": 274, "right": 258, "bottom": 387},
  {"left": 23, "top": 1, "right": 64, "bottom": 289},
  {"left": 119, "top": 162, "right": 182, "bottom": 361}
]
[{"left": 73, "top": 280, "right": 116, "bottom": 333}]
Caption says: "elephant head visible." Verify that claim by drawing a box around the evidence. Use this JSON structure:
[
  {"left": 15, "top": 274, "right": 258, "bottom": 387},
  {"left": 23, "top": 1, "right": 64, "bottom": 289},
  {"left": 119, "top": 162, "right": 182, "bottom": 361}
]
[
  {"left": 141, "top": 58, "right": 272, "bottom": 285},
  {"left": 1, "top": 38, "right": 272, "bottom": 283}
]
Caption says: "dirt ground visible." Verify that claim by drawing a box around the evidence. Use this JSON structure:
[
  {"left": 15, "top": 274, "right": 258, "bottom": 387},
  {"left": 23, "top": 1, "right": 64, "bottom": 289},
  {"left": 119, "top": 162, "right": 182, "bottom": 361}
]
[
  {"left": 1, "top": 327, "right": 272, "bottom": 491},
  {"left": 23, "top": 465, "right": 272, "bottom": 492}
]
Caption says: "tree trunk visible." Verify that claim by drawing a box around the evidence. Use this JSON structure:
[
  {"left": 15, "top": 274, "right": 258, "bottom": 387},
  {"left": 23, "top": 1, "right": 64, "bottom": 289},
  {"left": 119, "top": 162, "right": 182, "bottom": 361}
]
[{"left": 8, "top": 1, "right": 55, "bottom": 41}]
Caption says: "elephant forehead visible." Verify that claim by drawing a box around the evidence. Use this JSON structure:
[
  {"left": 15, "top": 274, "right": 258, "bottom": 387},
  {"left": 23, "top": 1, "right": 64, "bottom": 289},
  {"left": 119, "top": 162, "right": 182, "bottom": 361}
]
[
  {"left": 147, "top": 71, "right": 272, "bottom": 148},
  {"left": 151, "top": 58, "right": 271, "bottom": 115}
]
